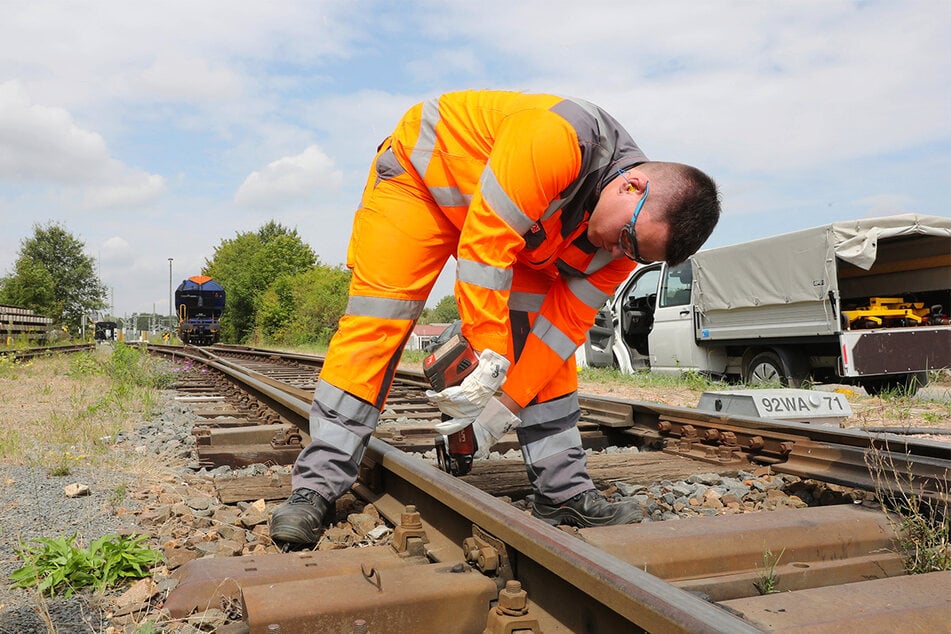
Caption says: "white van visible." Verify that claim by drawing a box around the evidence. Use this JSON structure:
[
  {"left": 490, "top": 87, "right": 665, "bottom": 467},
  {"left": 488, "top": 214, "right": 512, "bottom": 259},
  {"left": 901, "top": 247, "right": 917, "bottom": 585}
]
[{"left": 581, "top": 213, "right": 951, "bottom": 393}]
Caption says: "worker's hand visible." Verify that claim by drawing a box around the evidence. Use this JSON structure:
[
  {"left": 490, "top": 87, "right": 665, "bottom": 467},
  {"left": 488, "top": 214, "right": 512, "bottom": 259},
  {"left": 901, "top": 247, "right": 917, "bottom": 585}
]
[
  {"left": 426, "top": 349, "right": 509, "bottom": 419},
  {"left": 433, "top": 396, "right": 521, "bottom": 459}
]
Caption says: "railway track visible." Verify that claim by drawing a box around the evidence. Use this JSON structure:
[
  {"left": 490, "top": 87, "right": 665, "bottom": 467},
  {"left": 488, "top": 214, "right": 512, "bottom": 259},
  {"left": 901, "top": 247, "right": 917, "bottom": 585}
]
[
  {"left": 146, "top": 343, "right": 950, "bottom": 633},
  {"left": 2, "top": 342, "right": 95, "bottom": 361}
]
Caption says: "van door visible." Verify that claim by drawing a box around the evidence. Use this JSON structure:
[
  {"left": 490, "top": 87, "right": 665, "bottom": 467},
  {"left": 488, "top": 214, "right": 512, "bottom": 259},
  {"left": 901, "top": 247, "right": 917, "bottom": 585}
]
[
  {"left": 614, "top": 264, "right": 662, "bottom": 372},
  {"left": 649, "top": 262, "right": 724, "bottom": 374},
  {"left": 582, "top": 304, "right": 615, "bottom": 368}
]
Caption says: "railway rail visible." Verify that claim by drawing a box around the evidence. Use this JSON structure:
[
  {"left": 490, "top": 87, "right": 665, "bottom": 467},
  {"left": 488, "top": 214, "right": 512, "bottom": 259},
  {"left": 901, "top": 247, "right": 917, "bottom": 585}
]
[
  {"left": 146, "top": 343, "right": 950, "bottom": 633},
  {"left": 2, "top": 342, "right": 95, "bottom": 361}
]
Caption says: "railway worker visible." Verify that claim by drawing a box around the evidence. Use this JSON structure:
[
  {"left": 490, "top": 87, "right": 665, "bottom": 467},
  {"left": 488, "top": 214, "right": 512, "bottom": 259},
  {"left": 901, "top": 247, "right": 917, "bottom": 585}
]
[{"left": 270, "top": 89, "right": 721, "bottom": 545}]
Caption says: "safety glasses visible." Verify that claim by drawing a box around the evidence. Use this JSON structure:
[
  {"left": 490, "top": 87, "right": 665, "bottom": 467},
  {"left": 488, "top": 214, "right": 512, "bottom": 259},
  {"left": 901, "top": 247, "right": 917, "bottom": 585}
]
[{"left": 617, "top": 171, "right": 652, "bottom": 264}]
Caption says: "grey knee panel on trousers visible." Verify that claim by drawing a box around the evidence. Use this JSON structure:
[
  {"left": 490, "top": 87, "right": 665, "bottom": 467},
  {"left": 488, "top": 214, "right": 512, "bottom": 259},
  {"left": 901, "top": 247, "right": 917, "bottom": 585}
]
[
  {"left": 517, "top": 392, "right": 593, "bottom": 504},
  {"left": 291, "top": 380, "right": 380, "bottom": 502}
]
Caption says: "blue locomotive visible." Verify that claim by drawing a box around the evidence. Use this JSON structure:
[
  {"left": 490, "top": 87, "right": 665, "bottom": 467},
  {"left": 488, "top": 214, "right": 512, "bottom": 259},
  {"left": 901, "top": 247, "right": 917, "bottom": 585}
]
[{"left": 175, "top": 275, "right": 225, "bottom": 345}]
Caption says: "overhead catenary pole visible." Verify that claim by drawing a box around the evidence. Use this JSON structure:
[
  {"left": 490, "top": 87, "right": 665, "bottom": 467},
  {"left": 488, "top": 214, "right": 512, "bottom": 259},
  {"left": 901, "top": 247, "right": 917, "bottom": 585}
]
[{"left": 168, "top": 258, "right": 174, "bottom": 330}]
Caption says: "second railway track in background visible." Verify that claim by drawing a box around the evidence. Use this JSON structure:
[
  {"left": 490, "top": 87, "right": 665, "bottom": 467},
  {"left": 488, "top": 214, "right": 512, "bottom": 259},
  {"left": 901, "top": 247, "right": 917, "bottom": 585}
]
[{"left": 147, "top": 343, "right": 950, "bottom": 633}]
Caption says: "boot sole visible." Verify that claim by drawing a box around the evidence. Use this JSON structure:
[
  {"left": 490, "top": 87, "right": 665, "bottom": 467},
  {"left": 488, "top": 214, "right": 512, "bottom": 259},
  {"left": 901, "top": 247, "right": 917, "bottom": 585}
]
[
  {"left": 532, "top": 506, "right": 642, "bottom": 528},
  {"left": 268, "top": 522, "right": 319, "bottom": 545}
]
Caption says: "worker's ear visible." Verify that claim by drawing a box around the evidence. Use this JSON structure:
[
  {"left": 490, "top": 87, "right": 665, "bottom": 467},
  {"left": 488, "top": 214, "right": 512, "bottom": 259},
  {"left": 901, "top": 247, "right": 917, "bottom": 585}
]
[
  {"left": 617, "top": 172, "right": 636, "bottom": 194},
  {"left": 621, "top": 174, "right": 647, "bottom": 195}
]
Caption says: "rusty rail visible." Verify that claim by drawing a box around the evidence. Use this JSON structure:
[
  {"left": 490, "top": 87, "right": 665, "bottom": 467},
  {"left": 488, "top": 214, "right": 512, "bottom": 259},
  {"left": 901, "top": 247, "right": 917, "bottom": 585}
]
[
  {"left": 4, "top": 342, "right": 95, "bottom": 361},
  {"left": 159, "top": 347, "right": 759, "bottom": 631}
]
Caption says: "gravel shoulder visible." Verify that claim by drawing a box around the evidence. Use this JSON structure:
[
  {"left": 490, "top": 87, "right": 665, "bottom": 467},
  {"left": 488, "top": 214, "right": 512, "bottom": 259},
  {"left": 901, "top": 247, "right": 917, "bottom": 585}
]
[{"left": 0, "top": 381, "right": 197, "bottom": 634}]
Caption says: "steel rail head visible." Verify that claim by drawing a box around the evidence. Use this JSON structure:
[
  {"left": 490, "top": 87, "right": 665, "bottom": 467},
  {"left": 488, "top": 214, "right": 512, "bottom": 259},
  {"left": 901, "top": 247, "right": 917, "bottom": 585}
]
[{"left": 9, "top": 343, "right": 95, "bottom": 361}]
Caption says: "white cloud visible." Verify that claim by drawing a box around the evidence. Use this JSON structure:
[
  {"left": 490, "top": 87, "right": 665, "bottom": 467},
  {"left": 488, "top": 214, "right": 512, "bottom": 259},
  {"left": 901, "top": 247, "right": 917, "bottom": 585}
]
[
  {"left": 0, "top": 81, "right": 166, "bottom": 208},
  {"left": 122, "top": 54, "right": 245, "bottom": 103},
  {"left": 100, "top": 235, "right": 134, "bottom": 263},
  {"left": 0, "top": 80, "right": 110, "bottom": 182},
  {"left": 234, "top": 144, "right": 343, "bottom": 208},
  {"left": 416, "top": 1, "right": 950, "bottom": 171},
  {"left": 0, "top": 2, "right": 359, "bottom": 109},
  {"left": 83, "top": 172, "right": 166, "bottom": 209}
]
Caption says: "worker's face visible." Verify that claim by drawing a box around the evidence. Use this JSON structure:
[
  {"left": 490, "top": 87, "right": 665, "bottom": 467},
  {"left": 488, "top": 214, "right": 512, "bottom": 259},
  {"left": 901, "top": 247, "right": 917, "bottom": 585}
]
[{"left": 588, "top": 170, "right": 670, "bottom": 262}]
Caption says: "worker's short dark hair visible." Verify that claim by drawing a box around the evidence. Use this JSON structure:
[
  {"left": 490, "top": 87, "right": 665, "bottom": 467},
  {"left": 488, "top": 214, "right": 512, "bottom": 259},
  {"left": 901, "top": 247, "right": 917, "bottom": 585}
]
[{"left": 643, "top": 162, "right": 721, "bottom": 265}]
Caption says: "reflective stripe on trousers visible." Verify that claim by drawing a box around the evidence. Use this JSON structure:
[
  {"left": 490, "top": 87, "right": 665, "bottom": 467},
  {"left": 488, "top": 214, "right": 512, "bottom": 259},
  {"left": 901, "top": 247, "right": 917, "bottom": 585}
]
[{"left": 517, "top": 391, "right": 593, "bottom": 504}]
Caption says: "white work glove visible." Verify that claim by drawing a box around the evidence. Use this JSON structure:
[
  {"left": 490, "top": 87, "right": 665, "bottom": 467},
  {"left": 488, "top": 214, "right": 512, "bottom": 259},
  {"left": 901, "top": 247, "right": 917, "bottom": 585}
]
[
  {"left": 433, "top": 396, "right": 521, "bottom": 459},
  {"left": 426, "top": 349, "right": 510, "bottom": 419}
]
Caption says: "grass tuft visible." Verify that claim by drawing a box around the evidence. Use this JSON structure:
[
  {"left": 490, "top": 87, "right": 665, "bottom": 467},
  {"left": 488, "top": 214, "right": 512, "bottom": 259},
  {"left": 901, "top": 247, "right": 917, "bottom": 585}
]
[
  {"left": 0, "top": 344, "right": 174, "bottom": 466},
  {"left": 11, "top": 533, "right": 162, "bottom": 597},
  {"left": 753, "top": 547, "right": 784, "bottom": 595},
  {"left": 578, "top": 365, "right": 730, "bottom": 392}
]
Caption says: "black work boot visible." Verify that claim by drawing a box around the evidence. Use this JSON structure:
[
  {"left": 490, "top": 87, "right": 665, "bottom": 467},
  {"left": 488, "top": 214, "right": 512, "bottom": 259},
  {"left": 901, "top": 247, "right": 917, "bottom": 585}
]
[
  {"left": 532, "top": 489, "right": 643, "bottom": 528},
  {"left": 268, "top": 488, "right": 331, "bottom": 546}
]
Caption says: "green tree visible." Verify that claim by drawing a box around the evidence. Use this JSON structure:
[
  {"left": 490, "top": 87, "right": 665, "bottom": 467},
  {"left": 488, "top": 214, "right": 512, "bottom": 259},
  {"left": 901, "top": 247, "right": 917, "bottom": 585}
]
[
  {"left": 204, "top": 221, "right": 316, "bottom": 342},
  {"left": 423, "top": 294, "right": 460, "bottom": 324},
  {"left": 255, "top": 264, "right": 351, "bottom": 345},
  {"left": 255, "top": 275, "right": 296, "bottom": 338},
  {"left": 1, "top": 223, "right": 106, "bottom": 330},
  {"left": 0, "top": 257, "right": 57, "bottom": 317}
]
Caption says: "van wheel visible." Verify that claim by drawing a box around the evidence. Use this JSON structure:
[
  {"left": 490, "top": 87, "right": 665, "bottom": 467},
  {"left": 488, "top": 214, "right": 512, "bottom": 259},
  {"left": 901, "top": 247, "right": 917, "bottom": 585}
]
[{"left": 745, "top": 351, "right": 786, "bottom": 386}]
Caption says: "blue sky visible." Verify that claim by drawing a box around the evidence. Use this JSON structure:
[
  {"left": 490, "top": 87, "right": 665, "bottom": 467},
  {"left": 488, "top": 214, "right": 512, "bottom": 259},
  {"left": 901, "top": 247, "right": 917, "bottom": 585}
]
[{"left": 1, "top": 1, "right": 949, "bottom": 317}]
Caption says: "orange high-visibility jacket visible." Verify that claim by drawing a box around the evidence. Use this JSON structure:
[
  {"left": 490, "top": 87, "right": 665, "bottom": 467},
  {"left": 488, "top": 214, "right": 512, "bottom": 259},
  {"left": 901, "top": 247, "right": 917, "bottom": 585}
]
[{"left": 390, "top": 90, "right": 648, "bottom": 407}]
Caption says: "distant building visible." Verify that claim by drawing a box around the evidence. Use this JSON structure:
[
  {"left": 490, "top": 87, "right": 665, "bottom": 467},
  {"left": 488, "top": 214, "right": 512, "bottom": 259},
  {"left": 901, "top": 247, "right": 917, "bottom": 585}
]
[{"left": 407, "top": 323, "right": 450, "bottom": 351}]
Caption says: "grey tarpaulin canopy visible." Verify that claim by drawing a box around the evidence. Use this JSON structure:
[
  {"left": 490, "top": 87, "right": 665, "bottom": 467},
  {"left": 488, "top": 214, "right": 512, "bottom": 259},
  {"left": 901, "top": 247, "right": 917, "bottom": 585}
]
[{"left": 691, "top": 213, "right": 951, "bottom": 313}]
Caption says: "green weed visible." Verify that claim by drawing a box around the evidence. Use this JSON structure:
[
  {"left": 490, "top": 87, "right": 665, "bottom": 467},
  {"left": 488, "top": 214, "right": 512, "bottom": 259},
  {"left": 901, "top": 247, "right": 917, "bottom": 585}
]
[
  {"left": 107, "top": 343, "right": 174, "bottom": 390},
  {"left": 67, "top": 352, "right": 101, "bottom": 378},
  {"left": 47, "top": 464, "right": 70, "bottom": 477},
  {"left": 400, "top": 349, "right": 428, "bottom": 366},
  {"left": 753, "top": 547, "right": 784, "bottom": 595},
  {"left": 46, "top": 449, "right": 84, "bottom": 476},
  {"left": 866, "top": 439, "right": 950, "bottom": 574},
  {"left": 109, "top": 483, "right": 128, "bottom": 512},
  {"left": 11, "top": 533, "right": 162, "bottom": 597},
  {"left": 921, "top": 410, "right": 950, "bottom": 425},
  {"left": 0, "top": 353, "right": 20, "bottom": 379},
  {"left": 0, "top": 428, "right": 21, "bottom": 458}
]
